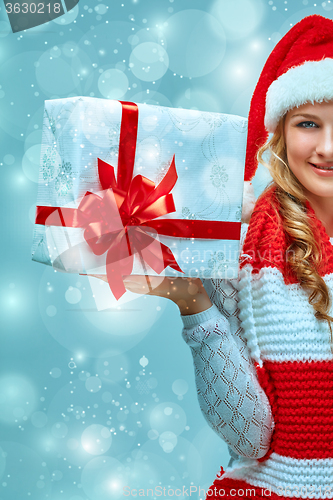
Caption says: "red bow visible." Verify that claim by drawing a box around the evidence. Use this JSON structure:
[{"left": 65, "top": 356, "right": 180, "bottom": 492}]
[{"left": 75, "top": 156, "right": 183, "bottom": 299}]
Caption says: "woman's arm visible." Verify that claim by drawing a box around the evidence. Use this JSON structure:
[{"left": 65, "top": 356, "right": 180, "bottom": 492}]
[
  {"left": 122, "top": 275, "right": 213, "bottom": 315},
  {"left": 181, "top": 300, "right": 274, "bottom": 459}
]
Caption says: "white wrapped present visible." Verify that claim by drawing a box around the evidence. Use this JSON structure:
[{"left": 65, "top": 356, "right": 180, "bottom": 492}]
[{"left": 32, "top": 97, "right": 247, "bottom": 300}]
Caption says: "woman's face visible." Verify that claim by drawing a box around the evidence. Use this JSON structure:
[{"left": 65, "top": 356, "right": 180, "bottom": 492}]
[{"left": 284, "top": 100, "right": 333, "bottom": 201}]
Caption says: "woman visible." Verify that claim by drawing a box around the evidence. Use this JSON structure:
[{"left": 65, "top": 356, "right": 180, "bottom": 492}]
[{"left": 93, "top": 14, "right": 333, "bottom": 500}]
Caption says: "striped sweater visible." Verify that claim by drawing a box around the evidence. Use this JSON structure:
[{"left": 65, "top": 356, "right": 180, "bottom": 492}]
[{"left": 182, "top": 186, "right": 333, "bottom": 499}]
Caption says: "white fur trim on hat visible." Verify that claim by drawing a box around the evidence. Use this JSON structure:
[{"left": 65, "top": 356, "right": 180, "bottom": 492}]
[{"left": 265, "top": 58, "right": 333, "bottom": 132}]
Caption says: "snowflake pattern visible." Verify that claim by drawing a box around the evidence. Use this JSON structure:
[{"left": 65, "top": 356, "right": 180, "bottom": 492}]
[
  {"left": 181, "top": 207, "right": 196, "bottom": 220},
  {"left": 55, "top": 161, "right": 73, "bottom": 197},
  {"left": 108, "top": 124, "right": 121, "bottom": 156},
  {"left": 203, "top": 113, "right": 227, "bottom": 129},
  {"left": 48, "top": 115, "right": 57, "bottom": 136},
  {"left": 235, "top": 204, "right": 242, "bottom": 221},
  {"left": 42, "top": 147, "right": 58, "bottom": 181},
  {"left": 210, "top": 164, "right": 228, "bottom": 188},
  {"left": 154, "top": 160, "right": 173, "bottom": 185},
  {"left": 208, "top": 251, "right": 229, "bottom": 274}
]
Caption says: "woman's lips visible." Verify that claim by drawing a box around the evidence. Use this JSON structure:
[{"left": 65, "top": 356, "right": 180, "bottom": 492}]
[
  {"left": 309, "top": 162, "right": 333, "bottom": 176},
  {"left": 310, "top": 162, "right": 333, "bottom": 170}
]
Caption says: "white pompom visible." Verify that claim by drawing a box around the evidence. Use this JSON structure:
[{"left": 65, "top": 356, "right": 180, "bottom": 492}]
[{"left": 241, "top": 181, "right": 256, "bottom": 223}]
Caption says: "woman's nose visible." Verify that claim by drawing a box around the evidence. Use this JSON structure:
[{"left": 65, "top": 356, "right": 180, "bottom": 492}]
[{"left": 316, "top": 127, "right": 333, "bottom": 158}]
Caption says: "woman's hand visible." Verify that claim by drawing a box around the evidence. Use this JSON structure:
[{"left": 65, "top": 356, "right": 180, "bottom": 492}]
[{"left": 86, "top": 274, "right": 212, "bottom": 316}]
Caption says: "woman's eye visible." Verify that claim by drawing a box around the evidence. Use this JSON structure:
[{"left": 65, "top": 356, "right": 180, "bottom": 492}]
[{"left": 297, "top": 121, "right": 318, "bottom": 128}]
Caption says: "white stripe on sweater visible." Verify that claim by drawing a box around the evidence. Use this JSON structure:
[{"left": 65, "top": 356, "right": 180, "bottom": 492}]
[
  {"left": 237, "top": 266, "right": 333, "bottom": 364},
  {"left": 221, "top": 453, "right": 333, "bottom": 498}
]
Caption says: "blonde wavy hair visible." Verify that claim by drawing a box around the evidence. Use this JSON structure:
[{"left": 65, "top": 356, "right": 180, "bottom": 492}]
[{"left": 257, "top": 115, "right": 333, "bottom": 349}]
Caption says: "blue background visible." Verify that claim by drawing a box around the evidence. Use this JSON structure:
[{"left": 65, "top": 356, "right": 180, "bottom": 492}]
[{"left": 0, "top": 0, "right": 331, "bottom": 499}]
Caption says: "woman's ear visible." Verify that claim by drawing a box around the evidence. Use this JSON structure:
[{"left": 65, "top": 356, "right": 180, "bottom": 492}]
[{"left": 241, "top": 181, "right": 256, "bottom": 223}]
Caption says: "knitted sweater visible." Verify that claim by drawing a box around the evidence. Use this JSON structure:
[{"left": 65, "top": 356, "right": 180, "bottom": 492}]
[{"left": 181, "top": 187, "right": 333, "bottom": 499}]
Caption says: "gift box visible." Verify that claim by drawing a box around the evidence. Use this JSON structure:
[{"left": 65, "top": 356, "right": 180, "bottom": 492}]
[{"left": 32, "top": 97, "right": 247, "bottom": 300}]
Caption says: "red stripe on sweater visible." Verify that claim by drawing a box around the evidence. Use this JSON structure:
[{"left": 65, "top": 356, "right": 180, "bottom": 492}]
[{"left": 256, "top": 360, "right": 333, "bottom": 460}]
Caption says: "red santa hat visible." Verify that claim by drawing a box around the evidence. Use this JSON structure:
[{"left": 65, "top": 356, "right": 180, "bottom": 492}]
[{"left": 244, "top": 14, "right": 333, "bottom": 184}]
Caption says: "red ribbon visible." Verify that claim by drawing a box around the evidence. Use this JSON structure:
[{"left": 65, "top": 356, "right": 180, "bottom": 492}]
[{"left": 36, "top": 101, "right": 241, "bottom": 299}]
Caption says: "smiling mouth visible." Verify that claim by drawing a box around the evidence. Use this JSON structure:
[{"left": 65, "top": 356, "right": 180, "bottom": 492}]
[{"left": 310, "top": 163, "right": 333, "bottom": 171}]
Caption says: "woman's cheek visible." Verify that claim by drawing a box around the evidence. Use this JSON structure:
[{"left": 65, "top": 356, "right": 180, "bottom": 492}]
[{"left": 287, "top": 134, "right": 312, "bottom": 161}]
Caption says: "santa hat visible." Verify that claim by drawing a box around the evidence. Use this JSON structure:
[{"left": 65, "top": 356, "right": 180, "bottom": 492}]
[{"left": 244, "top": 14, "right": 333, "bottom": 186}]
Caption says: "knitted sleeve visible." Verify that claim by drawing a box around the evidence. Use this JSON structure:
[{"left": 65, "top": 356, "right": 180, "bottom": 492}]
[{"left": 181, "top": 224, "right": 274, "bottom": 459}]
